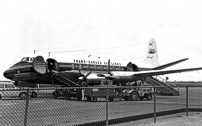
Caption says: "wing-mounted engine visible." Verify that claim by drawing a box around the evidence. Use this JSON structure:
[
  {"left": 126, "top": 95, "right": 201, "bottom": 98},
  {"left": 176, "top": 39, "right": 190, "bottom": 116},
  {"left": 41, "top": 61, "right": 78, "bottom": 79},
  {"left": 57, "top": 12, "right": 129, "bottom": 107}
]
[
  {"left": 32, "top": 56, "right": 47, "bottom": 74},
  {"left": 126, "top": 62, "right": 139, "bottom": 72}
]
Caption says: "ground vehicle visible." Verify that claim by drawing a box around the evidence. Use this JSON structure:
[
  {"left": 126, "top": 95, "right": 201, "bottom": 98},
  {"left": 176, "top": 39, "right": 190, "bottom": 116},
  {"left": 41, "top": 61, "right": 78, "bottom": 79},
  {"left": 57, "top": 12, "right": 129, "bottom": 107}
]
[
  {"left": 52, "top": 88, "right": 82, "bottom": 100},
  {"left": 84, "top": 80, "right": 119, "bottom": 102},
  {"left": 84, "top": 86, "right": 118, "bottom": 102},
  {"left": 122, "top": 82, "right": 153, "bottom": 101},
  {"left": 0, "top": 81, "right": 37, "bottom": 100},
  {"left": 84, "top": 80, "right": 153, "bottom": 101}
]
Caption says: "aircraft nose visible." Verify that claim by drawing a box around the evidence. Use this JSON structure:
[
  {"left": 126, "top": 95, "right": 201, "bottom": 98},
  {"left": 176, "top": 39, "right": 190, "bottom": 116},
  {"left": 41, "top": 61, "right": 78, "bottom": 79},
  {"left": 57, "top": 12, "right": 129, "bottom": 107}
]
[{"left": 3, "top": 69, "right": 14, "bottom": 80}]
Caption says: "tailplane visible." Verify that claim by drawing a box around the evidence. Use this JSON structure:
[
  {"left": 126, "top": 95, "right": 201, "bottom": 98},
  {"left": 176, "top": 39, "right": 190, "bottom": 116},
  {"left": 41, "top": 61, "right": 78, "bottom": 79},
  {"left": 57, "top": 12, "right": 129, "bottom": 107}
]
[{"left": 143, "top": 38, "right": 160, "bottom": 66}]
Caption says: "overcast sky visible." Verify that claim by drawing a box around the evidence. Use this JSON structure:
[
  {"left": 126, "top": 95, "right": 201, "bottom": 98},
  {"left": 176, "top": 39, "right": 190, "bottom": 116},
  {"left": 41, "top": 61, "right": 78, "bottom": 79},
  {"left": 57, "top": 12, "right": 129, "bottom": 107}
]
[{"left": 0, "top": 0, "right": 202, "bottom": 81}]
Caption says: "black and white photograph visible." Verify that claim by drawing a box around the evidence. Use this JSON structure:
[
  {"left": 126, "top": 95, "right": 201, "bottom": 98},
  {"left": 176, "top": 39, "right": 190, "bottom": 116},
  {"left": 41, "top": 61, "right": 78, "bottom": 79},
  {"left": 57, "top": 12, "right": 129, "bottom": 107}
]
[{"left": 1, "top": 0, "right": 202, "bottom": 126}]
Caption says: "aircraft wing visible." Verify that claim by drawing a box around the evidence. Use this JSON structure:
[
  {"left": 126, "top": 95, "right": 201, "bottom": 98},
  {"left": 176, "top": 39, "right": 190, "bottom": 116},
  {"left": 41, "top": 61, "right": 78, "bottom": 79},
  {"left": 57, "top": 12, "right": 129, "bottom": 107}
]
[
  {"left": 131, "top": 67, "right": 202, "bottom": 77},
  {"left": 109, "top": 67, "right": 202, "bottom": 78},
  {"left": 152, "top": 58, "right": 189, "bottom": 70}
]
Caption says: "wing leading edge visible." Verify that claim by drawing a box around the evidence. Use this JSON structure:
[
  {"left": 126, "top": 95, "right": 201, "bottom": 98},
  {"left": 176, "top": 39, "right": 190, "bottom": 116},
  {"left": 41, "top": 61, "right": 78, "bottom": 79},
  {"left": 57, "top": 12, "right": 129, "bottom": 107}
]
[
  {"left": 132, "top": 67, "right": 202, "bottom": 77},
  {"left": 152, "top": 58, "right": 189, "bottom": 70}
]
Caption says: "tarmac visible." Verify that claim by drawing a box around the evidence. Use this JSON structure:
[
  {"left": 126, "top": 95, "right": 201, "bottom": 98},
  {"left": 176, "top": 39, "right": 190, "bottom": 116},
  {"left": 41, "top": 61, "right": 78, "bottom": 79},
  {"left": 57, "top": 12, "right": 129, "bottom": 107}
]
[{"left": 112, "top": 112, "right": 202, "bottom": 126}]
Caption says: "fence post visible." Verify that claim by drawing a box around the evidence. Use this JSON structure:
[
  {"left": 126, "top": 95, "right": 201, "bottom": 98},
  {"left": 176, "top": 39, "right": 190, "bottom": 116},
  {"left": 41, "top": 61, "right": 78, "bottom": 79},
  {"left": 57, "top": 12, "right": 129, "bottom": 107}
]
[
  {"left": 24, "top": 89, "right": 30, "bottom": 126},
  {"left": 186, "top": 86, "right": 188, "bottom": 116},
  {"left": 106, "top": 87, "right": 109, "bottom": 126},
  {"left": 153, "top": 87, "right": 156, "bottom": 123}
]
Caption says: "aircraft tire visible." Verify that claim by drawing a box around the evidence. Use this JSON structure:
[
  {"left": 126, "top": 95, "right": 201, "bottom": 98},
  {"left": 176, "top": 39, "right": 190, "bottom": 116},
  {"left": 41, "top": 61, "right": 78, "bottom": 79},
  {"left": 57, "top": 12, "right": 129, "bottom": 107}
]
[
  {"left": 130, "top": 91, "right": 139, "bottom": 101},
  {"left": 19, "top": 92, "right": 28, "bottom": 100}
]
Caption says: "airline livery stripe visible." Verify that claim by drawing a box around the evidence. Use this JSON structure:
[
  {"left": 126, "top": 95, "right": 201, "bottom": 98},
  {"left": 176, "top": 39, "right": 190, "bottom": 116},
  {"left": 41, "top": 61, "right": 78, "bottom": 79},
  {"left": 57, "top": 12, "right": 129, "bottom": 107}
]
[
  {"left": 8, "top": 65, "right": 32, "bottom": 71},
  {"left": 59, "top": 65, "right": 72, "bottom": 67}
]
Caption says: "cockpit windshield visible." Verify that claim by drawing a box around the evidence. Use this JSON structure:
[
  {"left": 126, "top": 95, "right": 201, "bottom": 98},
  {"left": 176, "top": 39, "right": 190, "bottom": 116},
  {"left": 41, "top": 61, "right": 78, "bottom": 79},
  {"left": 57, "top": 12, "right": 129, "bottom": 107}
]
[{"left": 21, "top": 57, "right": 35, "bottom": 62}]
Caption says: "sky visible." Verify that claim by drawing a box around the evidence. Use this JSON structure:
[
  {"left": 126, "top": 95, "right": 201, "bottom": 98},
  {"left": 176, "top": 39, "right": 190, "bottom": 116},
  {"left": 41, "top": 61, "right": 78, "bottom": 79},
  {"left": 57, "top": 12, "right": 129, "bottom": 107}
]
[{"left": 0, "top": 0, "right": 202, "bottom": 81}]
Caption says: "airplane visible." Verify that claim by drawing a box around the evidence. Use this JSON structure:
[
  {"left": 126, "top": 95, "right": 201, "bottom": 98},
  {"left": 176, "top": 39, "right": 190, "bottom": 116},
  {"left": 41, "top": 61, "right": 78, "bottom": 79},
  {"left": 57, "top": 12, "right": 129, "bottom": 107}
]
[{"left": 3, "top": 38, "right": 197, "bottom": 89}]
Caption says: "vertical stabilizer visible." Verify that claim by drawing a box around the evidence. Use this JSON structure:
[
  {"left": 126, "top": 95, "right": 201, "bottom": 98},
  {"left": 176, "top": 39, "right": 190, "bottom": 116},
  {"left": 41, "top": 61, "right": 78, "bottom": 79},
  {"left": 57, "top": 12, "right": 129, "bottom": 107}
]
[{"left": 143, "top": 38, "right": 159, "bottom": 66}]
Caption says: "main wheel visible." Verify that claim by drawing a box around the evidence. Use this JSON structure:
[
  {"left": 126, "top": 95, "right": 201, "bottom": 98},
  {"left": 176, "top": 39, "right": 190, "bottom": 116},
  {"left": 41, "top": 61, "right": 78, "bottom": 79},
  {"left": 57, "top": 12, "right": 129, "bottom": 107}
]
[
  {"left": 19, "top": 92, "right": 28, "bottom": 100},
  {"left": 130, "top": 92, "right": 139, "bottom": 101},
  {"left": 146, "top": 94, "right": 152, "bottom": 100}
]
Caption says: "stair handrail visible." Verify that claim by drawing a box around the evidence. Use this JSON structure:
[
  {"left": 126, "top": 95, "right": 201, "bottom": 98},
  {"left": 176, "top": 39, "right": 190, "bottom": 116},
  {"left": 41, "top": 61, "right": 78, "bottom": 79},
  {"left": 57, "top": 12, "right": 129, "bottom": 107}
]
[
  {"left": 52, "top": 71, "right": 81, "bottom": 87},
  {"left": 155, "top": 76, "right": 177, "bottom": 87},
  {"left": 151, "top": 77, "right": 179, "bottom": 95}
]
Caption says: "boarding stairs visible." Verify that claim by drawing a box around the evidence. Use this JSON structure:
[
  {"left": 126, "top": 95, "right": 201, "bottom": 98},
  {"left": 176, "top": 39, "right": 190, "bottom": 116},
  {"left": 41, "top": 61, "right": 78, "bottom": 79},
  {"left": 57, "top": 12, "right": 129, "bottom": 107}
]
[
  {"left": 145, "top": 76, "right": 180, "bottom": 96},
  {"left": 51, "top": 70, "right": 81, "bottom": 87}
]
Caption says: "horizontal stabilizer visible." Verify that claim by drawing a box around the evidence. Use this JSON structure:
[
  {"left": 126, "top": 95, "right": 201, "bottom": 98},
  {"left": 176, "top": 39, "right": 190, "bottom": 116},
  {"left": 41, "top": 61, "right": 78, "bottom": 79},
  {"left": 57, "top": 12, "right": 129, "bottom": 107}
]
[{"left": 152, "top": 58, "right": 189, "bottom": 70}]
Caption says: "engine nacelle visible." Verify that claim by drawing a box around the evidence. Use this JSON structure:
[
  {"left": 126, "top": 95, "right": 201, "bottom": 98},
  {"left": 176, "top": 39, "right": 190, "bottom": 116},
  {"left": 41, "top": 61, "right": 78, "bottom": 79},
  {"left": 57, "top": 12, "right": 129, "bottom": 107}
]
[{"left": 125, "top": 62, "right": 139, "bottom": 72}]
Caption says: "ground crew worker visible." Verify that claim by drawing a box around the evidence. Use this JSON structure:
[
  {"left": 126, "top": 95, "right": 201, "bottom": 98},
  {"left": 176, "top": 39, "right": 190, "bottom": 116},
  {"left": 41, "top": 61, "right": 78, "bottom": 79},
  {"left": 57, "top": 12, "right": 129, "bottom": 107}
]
[{"left": 80, "top": 77, "right": 88, "bottom": 100}]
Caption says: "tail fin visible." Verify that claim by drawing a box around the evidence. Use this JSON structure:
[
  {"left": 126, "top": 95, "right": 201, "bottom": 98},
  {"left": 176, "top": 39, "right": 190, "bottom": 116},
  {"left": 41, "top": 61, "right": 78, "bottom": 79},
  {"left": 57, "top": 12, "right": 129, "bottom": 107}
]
[{"left": 143, "top": 38, "right": 159, "bottom": 66}]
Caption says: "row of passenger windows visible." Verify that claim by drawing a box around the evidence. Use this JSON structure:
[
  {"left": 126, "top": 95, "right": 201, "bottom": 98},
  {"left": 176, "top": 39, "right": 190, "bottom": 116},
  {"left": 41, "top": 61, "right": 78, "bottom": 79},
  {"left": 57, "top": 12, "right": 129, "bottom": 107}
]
[{"left": 71, "top": 64, "right": 124, "bottom": 71}]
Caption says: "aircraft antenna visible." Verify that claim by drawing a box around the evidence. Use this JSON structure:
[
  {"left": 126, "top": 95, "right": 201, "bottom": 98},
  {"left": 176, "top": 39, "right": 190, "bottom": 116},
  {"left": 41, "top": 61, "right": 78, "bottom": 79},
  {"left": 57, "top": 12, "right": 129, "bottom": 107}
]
[
  {"left": 50, "top": 42, "right": 147, "bottom": 54},
  {"left": 34, "top": 50, "right": 40, "bottom": 54}
]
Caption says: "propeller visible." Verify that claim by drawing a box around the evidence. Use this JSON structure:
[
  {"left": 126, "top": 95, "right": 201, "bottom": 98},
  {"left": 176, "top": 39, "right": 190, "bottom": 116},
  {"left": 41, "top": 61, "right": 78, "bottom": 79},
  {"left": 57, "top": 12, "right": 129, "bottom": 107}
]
[
  {"left": 97, "top": 60, "right": 115, "bottom": 80},
  {"left": 97, "top": 73, "right": 116, "bottom": 80},
  {"left": 79, "top": 71, "right": 92, "bottom": 81}
]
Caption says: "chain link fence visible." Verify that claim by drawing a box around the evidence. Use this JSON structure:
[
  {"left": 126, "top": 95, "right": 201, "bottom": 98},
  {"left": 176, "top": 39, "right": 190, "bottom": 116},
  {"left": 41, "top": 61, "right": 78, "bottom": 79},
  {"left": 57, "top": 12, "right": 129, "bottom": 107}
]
[{"left": 1, "top": 85, "right": 202, "bottom": 126}]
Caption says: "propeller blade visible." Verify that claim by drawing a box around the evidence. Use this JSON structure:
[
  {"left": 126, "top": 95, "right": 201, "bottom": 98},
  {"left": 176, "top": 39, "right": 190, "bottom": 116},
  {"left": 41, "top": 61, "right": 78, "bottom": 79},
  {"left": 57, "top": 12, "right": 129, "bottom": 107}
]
[
  {"left": 108, "top": 59, "right": 110, "bottom": 74},
  {"left": 85, "top": 71, "right": 92, "bottom": 77}
]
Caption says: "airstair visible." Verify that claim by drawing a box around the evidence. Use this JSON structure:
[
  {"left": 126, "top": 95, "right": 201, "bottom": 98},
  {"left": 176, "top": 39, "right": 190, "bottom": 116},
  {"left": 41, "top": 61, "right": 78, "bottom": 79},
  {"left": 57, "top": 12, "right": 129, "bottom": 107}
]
[
  {"left": 145, "top": 76, "right": 180, "bottom": 96},
  {"left": 51, "top": 71, "right": 81, "bottom": 87}
]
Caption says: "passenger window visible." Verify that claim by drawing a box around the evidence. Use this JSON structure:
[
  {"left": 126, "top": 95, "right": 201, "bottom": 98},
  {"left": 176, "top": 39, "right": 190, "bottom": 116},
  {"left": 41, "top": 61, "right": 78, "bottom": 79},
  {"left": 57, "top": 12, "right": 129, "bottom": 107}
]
[{"left": 0, "top": 84, "right": 4, "bottom": 88}]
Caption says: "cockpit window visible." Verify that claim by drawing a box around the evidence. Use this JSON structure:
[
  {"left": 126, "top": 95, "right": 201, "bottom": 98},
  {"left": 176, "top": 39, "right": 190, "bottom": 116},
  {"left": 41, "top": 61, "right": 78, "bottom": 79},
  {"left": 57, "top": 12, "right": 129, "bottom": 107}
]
[
  {"left": 21, "top": 57, "right": 25, "bottom": 61},
  {"left": 30, "top": 57, "right": 34, "bottom": 61},
  {"left": 21, "top": 57, "right": 35, "bottom": 62},
  {"left": 26, "top": 57, "right": 29, "bottom": 61}
]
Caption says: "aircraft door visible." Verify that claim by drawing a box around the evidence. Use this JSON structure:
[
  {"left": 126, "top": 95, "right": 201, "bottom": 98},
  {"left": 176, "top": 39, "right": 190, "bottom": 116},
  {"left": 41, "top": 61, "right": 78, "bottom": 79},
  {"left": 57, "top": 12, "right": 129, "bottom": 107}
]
[
  {"left": 47, "top": 59, "right": 59, "bottom": 72},
  {"left": 32, "top": 56, "right": 47, "bottom": 74}
]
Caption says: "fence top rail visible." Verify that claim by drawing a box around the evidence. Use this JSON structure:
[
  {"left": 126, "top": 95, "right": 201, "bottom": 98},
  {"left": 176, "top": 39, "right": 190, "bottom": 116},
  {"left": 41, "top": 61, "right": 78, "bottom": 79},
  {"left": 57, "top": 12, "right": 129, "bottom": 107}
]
[{"left": 1, "top": 85, "right": 202, "bottom": 91}]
